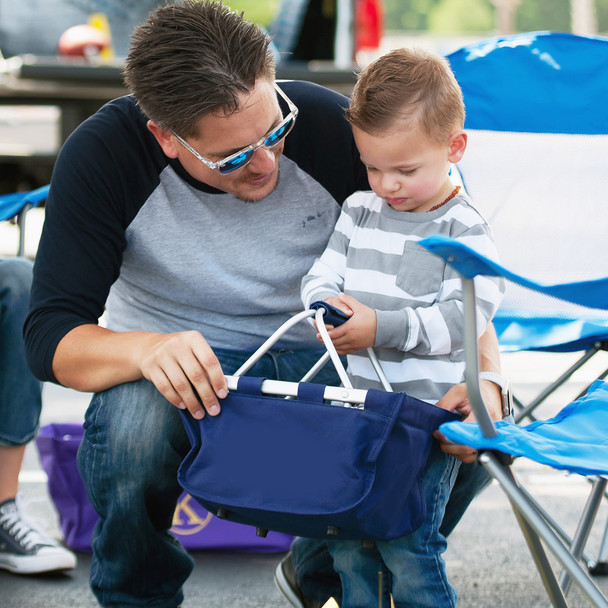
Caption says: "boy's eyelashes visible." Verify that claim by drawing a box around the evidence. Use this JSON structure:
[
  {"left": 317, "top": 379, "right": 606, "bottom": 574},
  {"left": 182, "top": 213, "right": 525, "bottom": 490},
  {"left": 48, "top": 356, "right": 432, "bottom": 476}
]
[{"left": 365, "top": 165, "right": 418, "bottom": 176}]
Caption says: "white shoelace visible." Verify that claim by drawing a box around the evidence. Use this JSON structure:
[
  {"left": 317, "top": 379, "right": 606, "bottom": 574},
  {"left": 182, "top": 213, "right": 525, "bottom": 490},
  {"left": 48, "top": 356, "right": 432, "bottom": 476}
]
[{"left": 0, "top": 502, "right": 53, "bottom": 551}]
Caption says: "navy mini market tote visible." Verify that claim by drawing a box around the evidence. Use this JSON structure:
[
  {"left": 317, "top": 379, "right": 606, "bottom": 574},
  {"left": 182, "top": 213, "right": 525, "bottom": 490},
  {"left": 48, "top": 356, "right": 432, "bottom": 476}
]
[{"left": 177, "top": 305, "right": 460, "bottom": 540}]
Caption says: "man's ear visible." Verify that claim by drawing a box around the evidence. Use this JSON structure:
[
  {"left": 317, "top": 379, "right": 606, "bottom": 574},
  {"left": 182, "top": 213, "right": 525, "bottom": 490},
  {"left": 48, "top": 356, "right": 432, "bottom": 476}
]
[
  {"left": 147, "top": 120, "right": 179, "bottom": 158},
  {"left": 447, "top": 130, "right": 467, "bottom": 164}
]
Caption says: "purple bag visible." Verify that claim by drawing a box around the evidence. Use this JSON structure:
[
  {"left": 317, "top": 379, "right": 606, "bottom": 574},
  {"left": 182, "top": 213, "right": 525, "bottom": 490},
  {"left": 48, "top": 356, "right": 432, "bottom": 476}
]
[{"left": 35, "top": 423, "right": 293, "bottom": 553}]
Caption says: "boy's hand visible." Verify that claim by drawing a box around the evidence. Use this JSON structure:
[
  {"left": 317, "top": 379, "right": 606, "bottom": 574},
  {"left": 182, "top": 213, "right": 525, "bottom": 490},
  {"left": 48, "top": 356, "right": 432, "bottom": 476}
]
[
  {"left": 323, "top": 296, "right": 354, "bottom": 318},
  {"left": 320, "top": 294, "right": 376, "bottom": 354}
]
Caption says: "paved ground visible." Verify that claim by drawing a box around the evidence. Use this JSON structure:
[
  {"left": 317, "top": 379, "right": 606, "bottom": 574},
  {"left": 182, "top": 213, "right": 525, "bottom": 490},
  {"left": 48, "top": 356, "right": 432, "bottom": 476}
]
[{"left": 1, "top": 350, "right": 607, "bottom": 607}]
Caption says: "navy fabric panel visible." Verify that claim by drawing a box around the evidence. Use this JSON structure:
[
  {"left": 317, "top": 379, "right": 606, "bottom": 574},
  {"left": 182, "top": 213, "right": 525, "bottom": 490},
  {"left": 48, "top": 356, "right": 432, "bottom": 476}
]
[
  {"left": 296, "top": 382, "right": 326, "bottom": 403},
  {"left": 237, "top": 377, "right": 266, "bottom": 395},
  {"left": 178, "top": 387, "right": 460, "bottom": 540}
]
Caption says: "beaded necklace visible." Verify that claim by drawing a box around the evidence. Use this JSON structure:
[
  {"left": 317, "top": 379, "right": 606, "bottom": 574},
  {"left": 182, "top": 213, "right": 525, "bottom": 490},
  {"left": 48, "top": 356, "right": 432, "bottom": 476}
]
[{"left": 428, "top": 185, "right": 461, "bottom": 212}]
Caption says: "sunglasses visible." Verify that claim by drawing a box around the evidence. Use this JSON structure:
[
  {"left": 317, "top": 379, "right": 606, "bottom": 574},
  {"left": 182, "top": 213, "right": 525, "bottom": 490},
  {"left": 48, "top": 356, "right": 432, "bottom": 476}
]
[{"left": 172, "top": 83, "right": 298, "bottom": 175}]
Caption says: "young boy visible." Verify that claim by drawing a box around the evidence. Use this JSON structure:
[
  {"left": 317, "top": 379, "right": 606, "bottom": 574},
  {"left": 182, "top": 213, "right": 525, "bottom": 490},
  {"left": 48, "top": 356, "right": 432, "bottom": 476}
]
[{"left": 301, "top": 47, "right": 505, "bottom": 607}]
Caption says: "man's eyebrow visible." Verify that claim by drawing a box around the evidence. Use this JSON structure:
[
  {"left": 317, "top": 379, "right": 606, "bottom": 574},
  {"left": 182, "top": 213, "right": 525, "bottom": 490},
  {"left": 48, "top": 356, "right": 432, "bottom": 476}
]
[{"left": 207, "top": 109, "right": 283, "bottom": 158}]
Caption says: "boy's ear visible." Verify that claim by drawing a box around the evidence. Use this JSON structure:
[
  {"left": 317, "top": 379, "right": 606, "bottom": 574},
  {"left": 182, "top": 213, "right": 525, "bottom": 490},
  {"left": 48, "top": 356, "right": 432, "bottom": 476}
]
[
  {"left": 147, "top": 120, "right": 179, "bottom": 158},
  {"left": 447, "top": 130, "right": 467, "bottom": 163}
]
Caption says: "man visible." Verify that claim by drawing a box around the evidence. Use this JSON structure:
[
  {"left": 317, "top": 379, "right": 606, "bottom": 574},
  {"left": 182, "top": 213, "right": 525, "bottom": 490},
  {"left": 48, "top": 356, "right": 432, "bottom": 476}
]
[{"left": 24, "top": 2, "right": 505, "bottom": 606}]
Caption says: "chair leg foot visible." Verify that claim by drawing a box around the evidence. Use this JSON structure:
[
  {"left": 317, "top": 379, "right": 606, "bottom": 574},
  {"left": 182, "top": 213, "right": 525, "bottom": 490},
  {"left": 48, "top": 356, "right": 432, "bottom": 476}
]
[{"left": 588, "top": 562, "right": 608, "bottom": 576}]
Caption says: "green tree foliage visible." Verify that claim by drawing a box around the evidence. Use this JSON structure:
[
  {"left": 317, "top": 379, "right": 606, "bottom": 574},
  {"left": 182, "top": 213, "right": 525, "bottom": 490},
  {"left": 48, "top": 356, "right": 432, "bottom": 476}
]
[
  {"left": 223, "top": 0, "right": 279, "bottom": 27},
  {"left": 595, "top": 0, "right": 608, "bottom": 31},
  {"left": 383, "top": 0, "right": 608, "bottom": 34},
  {"left": 383, "top": 0, "right": 439, "bottom": 30},
  {"left": 428, "top": 0, "right": 494, "bottom": 31},
  {"left": 516, "top": 0, "right": 570, "bottom": 32}
]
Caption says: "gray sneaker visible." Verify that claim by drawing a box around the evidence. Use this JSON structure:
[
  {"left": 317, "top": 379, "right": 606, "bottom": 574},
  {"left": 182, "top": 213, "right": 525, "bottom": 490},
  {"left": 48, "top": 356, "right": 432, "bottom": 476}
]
[
  {"left": 274, "top": 551, "right": 325, "bottom": 608},
  {"left": 0, "top": 498, "right": 77, "bottom": 574}
]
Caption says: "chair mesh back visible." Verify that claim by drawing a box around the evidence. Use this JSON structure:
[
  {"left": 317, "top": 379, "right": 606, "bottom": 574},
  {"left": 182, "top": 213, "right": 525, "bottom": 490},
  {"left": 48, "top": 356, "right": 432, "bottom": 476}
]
[
  {"left": 457, "top": 130, "right": 608, "bottom": 320},
  {"left": 447, "top": 32, "right": 608, "bottom": 329}
]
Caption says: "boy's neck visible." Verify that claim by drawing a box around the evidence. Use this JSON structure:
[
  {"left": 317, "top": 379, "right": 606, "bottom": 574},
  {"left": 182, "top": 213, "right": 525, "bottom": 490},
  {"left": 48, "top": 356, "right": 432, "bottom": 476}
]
[{"left": 428, "top": 185, "right": 461, "bottom": 213}]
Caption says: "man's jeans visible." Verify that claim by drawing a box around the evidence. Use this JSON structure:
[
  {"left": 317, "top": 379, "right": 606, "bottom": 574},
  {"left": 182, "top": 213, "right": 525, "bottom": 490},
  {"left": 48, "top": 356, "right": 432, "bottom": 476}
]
[
  {"left": 0, "top": 258, "right": 42, "bottom": 447},
  {"left": 77, "top": 346, "right": 344, "bottom": 607}
]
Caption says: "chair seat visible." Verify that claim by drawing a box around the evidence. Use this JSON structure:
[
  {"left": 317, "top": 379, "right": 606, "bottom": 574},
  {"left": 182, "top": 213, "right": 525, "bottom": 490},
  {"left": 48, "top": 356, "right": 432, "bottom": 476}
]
[
  {"left": 440, "top": 380, "right": 608, "bottom": 477},
  {"left": 494, "top": 314, "right": 608, "bottom": 353},
  {"left": 0, "top": 185, "right": 49, "bottom": 221}
]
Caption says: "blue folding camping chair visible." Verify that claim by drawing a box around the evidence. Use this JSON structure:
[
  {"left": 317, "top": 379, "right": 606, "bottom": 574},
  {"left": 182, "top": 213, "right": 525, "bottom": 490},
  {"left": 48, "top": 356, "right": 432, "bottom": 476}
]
[
  {"left": 0, "top": 185, "right": 49, "bottom": 256},
  {"left": 446, "top": 31, "right": 608, "bottom": 425},
  {"left": 420, "top": 234, "right": 608, "bottom": 607},
  {"left": 445, "top": 30, "right": 608, "bottom": 578}
]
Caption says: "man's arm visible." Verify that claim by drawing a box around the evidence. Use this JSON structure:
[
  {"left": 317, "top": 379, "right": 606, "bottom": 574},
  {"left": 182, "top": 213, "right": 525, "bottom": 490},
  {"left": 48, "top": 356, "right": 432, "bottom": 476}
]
[
  {"left": 434, "top": 322, "right": 503, "bottom": 462},
  {"left": 52, "top": 324, "right": 228, "bottom": 420}
]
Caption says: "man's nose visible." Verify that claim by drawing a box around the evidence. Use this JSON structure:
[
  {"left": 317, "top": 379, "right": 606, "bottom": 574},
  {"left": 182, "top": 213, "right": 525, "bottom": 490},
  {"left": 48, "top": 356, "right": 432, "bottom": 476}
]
[{"left": 248, "top": 145, "right": 276, "bottom": 172}]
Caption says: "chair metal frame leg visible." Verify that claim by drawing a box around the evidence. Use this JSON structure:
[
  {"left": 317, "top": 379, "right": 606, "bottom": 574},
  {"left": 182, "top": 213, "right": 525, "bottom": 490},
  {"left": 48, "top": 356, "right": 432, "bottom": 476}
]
[
  {"left": 591, "top": 518, "right": 608, "bottom": 574},
  {"left": 518, "top": 483, "right": 597, "bottom": 568},
  {"left": 16, "top": 201, "right": 32, "bottom": 257},
  {"left": 480, "top": 452, "right": 608, "bottom": 607},
  {"left": 513, "top": 344, "right": 607, "bottom": 424},
  {"left": 558, "top": 477, "right": 608, "bottom": 596},
  {"left": 457, "top": 276, "right": 608, "bottom": 607}
]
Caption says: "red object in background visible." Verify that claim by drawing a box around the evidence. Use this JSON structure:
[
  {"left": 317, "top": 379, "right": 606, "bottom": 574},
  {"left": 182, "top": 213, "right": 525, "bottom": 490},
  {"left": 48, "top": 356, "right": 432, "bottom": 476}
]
[
  {"left": 57, "top": 24, "right": 111, "bottom": 57},
  {"left": 356, "top": 0, "right": 384, "bottom": 51}
]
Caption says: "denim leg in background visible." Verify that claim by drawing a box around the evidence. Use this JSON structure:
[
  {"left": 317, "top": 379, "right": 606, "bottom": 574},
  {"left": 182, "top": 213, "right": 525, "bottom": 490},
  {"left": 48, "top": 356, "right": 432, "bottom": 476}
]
[
  {"left": 327, "top": 445, "right": 461, "bottom": 608},
  {"left": 0, "top": 258, "right": 42, "bottom": 447},
  {"left": 439, "top": 460, "right": 491, "bottom": 537},
  {"left": 439, "top": 417, "right": 514, "bottom": 537},
  {"left": 77, "top": 345, "right": 341, "bottom": 607}
]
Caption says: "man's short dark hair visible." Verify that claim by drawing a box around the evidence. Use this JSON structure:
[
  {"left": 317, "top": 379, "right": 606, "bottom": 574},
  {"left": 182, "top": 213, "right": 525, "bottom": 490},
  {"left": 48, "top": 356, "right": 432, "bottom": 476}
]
[{"left": 123, "top": 0, "right": 276, "bottom": 137}]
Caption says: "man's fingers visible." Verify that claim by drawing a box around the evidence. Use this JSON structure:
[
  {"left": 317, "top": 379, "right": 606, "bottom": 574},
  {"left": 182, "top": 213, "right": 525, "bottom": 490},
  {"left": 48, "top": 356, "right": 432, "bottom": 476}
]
[
  {"left": 148, "top": 368, "right": 184, "bottom": 409},
  {"left": 140, "top": 331, "right": 227, "bottom": 418},
  {"left": 434, "top": 430, "right": 479, "bottom": 463},
  {"left": 190, "top": 342, "right": 228, "bottom": 405},
  {"left": 157, "top": 356, "right": 207, "bottom": 418}
]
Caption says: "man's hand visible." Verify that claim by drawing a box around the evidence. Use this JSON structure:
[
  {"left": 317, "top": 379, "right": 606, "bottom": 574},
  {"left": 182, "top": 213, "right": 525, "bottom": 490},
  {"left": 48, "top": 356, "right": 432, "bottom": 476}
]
[
  {"left": 53, "top": 324, "right": 228, "bottom": 420},
  {"left": 433, "top": 379, "right": 503, "bottom": 463},
  {"left": 320, "top": 294, "right": 376, "bottom": 355},
  {"left": 138, "top": 330, "right": 228, "bottom": 420}
]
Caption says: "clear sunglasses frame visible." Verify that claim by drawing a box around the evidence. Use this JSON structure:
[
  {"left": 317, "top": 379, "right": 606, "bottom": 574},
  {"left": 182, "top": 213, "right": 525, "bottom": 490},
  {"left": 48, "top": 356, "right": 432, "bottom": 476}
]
[{"left": 172, "top": 83, "right": 299, "bottom": 174}]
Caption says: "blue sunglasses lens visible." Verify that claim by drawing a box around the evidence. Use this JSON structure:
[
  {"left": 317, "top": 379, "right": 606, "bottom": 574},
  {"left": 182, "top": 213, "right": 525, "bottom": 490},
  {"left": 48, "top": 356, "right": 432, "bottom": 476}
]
[
  {"left": 264, "top": 116, "right": 294, "bottom": 147},
  {"left": 219, "top": 150, "right": 254, "bottom": 174},
  {"left": 217, "top": 114, "right": 295, "bottom": 174}
]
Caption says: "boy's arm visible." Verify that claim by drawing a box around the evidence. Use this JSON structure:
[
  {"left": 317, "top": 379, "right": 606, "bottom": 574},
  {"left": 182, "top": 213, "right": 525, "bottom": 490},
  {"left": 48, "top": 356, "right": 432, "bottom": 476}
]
[
  {"left": 375, "top": 221, "right": 505, "bottom": 356},
  {"left": 301, "top": 204, "right": 354, "bottom": 308}
]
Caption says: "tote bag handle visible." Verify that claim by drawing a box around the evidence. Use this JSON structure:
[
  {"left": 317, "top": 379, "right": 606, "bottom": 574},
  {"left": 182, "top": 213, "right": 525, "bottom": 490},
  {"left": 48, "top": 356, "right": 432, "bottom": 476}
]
[{"left": 232, "top": 303, "right": 393, "bottom": 392}]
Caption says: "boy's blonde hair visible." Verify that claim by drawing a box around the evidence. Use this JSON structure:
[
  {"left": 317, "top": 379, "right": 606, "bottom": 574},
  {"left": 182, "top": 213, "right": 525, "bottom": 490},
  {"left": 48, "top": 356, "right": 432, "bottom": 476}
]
[{"left": 346, "top": 47, "right": 465, "bottom": 144}]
